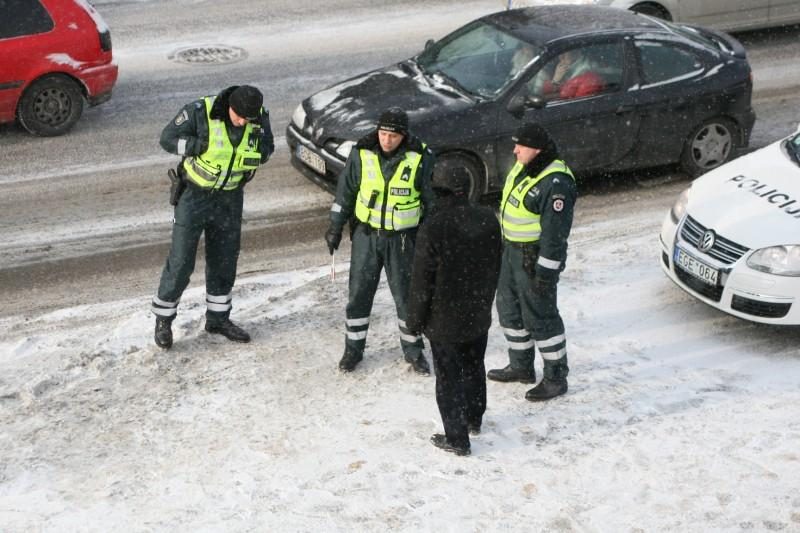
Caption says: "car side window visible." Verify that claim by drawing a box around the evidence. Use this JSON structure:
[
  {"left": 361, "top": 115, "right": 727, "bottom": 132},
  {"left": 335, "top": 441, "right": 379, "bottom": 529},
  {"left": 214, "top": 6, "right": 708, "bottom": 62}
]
[
  {"left": 523, "top": 42, "right": 624, "bottom": 102},
  {"left": 0, "top": 0, "right": 54, "bottom": 40},
  {"left": 635, "top": 41, "right": 704, "bottom": 87}
]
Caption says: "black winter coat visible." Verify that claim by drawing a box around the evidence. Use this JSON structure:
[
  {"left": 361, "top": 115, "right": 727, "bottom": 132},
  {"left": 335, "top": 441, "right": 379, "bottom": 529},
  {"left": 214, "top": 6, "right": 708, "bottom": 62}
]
[{"left": 406, "top": 194, "right": 502, "bottom": 343}]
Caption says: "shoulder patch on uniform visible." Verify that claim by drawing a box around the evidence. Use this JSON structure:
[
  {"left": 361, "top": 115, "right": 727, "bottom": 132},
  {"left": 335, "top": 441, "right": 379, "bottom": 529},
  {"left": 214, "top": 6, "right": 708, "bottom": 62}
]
[
  {"left": 553, "top": 198, "right": 565, "bottom": 212},
  {"left": 174, "top": 110, "right": 188, "bottom": 126}
]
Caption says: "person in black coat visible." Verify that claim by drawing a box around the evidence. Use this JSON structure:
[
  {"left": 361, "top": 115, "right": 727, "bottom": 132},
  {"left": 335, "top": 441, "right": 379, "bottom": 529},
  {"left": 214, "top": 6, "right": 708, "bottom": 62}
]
[{"left": 406, "top": 167, "right": 502, "bottom": 456}]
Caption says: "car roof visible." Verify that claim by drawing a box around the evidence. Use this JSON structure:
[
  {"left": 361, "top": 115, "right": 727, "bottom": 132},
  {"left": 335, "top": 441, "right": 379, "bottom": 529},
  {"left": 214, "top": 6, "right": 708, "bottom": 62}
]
[{"left": 483, "top": 5, "right": 667, "bottom": 46}]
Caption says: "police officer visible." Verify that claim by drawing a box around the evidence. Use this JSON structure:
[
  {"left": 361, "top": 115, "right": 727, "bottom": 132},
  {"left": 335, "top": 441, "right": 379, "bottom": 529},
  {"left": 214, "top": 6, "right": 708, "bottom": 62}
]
[
  {"left": 152, "top": 85, "right": 274, "bottom": 349},
  {"left": 325, "top": 107, "right": 436, "bottom": 374},
  {"left": 488, "top": 123, "right": 577, "bottom": 401}
]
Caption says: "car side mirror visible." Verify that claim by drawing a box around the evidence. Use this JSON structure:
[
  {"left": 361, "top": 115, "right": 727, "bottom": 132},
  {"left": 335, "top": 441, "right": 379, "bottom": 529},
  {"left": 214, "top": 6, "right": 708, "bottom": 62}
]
[
  {"left": 506, "top": 94, "right": 546, "bottom": 117},
  {"left": 424, "top": 39, "right": 435, "bottom": 51}
]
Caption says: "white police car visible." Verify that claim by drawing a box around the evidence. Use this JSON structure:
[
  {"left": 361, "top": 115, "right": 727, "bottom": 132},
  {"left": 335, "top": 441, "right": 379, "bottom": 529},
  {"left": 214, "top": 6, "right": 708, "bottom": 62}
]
[{"left": 660, "top": 126, "right": 800, "bottom": 325}]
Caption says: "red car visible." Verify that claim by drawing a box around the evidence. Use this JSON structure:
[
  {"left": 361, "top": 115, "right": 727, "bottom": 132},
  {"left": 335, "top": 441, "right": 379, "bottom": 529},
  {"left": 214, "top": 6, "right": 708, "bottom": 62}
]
[{"left": 0, "top": 0, "right": 118, "bottom": 136}]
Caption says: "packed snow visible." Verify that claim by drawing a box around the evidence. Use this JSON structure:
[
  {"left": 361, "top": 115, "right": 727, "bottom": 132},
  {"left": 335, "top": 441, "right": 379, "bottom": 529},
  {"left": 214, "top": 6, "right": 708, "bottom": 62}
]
[{"left": 2, "top": 194, "right": 799, "bottom": 531}]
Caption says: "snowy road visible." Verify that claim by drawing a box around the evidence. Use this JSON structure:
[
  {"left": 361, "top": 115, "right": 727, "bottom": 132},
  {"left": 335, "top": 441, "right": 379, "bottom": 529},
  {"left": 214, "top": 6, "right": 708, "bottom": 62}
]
[{"left": 1, "top": 1, "right": 800, "bottom": 318}]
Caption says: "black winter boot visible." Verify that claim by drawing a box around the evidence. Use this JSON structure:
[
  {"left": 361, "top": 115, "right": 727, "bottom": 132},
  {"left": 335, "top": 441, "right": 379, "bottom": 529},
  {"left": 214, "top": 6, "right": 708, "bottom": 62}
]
[
  {"left": 525, "top": 379, "right": 568, "bottom": 401},
  {"left": 430, "top": 434, "right": 470, "bottom": 456},
  {"left": 406, "top": 353, "right": 430, "bottom": 375},
  {"left": 487, "top": 364, "right": 536, "bottom": 384},
  {"left": 339, "top": 348, "right": 363, "bottom": 372},
  {"left": 154, "top": 317, "right": 173, "bottom": 350},
  {"left": 205, "top": 319, "right": 251, "bottom": 343}
]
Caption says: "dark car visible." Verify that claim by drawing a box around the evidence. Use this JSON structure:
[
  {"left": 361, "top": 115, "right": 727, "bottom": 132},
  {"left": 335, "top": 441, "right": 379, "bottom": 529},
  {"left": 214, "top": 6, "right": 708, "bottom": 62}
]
[
  {"left": 0, "top": 0, "right": 118, "bottom": 136},
  {"left": 287, "top": 5, "right": 755, "bottom": 200}
]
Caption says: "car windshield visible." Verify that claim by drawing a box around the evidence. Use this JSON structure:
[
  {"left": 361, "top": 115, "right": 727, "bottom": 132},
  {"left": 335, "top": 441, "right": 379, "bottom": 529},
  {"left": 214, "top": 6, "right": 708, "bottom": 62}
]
[{"left": 416, "top": 21, "right": 541, "bottom": 99}]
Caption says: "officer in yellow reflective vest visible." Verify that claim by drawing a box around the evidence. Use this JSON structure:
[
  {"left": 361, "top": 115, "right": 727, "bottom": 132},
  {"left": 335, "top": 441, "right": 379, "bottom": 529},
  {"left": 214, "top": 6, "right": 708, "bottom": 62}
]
[
  {"left": 324, "top": 108, "right": 436, "bottom": 375},
  {"left": 488, "top": 123, "right": 577, "bottom": 401},
  {"left": 151, "top": 85, "right": 274, "bottom": 350}
]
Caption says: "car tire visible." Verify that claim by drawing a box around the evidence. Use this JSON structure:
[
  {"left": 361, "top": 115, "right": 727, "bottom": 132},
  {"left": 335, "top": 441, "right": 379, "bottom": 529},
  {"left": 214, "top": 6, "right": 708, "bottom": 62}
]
[
  {"left": 629, "top": 3, "right": 672, "bottom": 21},
  {"left": 18, "top": 75, "right": 85, "bottom": 136},
  {"left": 435, "top": 153, "right": 486, "bottom": 203},
  {"left": 680, "top": 118, "right": 738, "bottom": 178}
]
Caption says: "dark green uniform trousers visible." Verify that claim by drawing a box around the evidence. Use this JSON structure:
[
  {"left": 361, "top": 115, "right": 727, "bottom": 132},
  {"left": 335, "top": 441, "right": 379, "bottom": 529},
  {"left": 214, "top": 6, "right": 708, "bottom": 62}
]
[
  {"left": 496, "top": 245, "right": 569, "bottom": 381},
  {"left": 152, "top": 185, "right": 243, "bottom": 325},
  {"left": 344, "top": 223, "right": 424, "bottom": 361}
]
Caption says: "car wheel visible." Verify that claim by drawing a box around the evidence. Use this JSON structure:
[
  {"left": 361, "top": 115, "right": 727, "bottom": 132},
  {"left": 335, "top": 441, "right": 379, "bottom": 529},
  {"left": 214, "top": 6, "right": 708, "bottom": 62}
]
[
  {"left": 436, "top": 153, "right": 486, "bottom": 203},
  {"left": 680, "top": 118, "right": 738, "bottom": 178},
  {"left": 18, "top": 76, "right": 84, "bottom": 136},
  {"left": 629, "top": 2, "right": 672, "bottom": 21}
]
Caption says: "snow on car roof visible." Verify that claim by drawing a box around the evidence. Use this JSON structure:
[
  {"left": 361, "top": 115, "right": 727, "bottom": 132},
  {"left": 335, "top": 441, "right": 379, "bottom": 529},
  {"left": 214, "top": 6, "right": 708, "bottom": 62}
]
[{"left": 484, "top": 5, "right": 663, "bottom": 45}]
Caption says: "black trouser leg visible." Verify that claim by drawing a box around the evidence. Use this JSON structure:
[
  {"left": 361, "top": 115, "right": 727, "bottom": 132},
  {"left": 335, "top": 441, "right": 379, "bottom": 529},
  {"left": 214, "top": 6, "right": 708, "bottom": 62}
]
[
  {"left": 383, "top": 230, "right": 424, "bottom": 360},
  {"left": 153, "top": 188, "right": 205, "bottom": 317},
  {"left": 431, "top": 333, "right": 488, "bottom": 449},
  {"left": 345, "top": 225, "right": 382, "bottom": 355},
  {"left": 204, "top": 190, "right": 243, "bottom": 324}
]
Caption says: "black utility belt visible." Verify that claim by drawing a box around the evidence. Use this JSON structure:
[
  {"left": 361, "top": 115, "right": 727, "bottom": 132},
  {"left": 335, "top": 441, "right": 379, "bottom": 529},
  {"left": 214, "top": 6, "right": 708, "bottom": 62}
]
[
  {"left": 361, "top": 225, "right": 413, "bottom": 237},
  {"left": 503, "top": 239, "right": 539, "bottom": 249},
  {"left": 186, "top": 180, "right": 240, "bottom": 193}
]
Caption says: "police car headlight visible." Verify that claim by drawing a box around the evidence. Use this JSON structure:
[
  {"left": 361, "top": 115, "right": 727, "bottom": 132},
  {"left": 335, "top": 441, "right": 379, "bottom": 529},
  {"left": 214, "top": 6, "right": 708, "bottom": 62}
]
[
  {"left": 336, "top": 141, "right": 355, "bottom": 159},
  {"left": 747, "top": 245, "right": 800, "bottom": 276},
  {"left": 291, "top": 104, "right": 307, "bottom": 129},
  {"left": 669, "top": 187, "right": 691, "bottom": 224}
]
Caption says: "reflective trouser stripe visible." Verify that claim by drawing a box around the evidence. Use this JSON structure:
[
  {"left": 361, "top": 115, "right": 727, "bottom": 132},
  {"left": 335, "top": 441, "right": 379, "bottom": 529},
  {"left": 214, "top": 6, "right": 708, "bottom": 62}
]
[
  {"left": 206, "top": 293, "right": 232, "bottom": 312},
  {"left": 540, "top": 347, "right": 567, "bottom": 361},
  {"left": 504, "top": 327, "right": 535, "bottom": 351},
  {"left": 537, "top": 334, "right": 567, "bottom": 361},
  {"left": 537, "top": 334, "right": 565, "bottom": 348},
  {"left": 398, "top": 320, "right": 422, "bottom": 343},
  {"left": 346, "top": 316, "right": 369, "bottom": 341},
  {"left": 152, "top": 295, "right": 178, "bottom": 317}
]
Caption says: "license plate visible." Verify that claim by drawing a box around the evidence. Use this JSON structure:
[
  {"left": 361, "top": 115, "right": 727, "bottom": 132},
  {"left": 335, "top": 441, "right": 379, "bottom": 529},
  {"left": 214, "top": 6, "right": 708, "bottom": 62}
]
[
  {"left": 674, "top": 246, "right": 719, "bottom": 285},
  {"left": 296, "top": 145, "right": 326, "bottom": 175}
]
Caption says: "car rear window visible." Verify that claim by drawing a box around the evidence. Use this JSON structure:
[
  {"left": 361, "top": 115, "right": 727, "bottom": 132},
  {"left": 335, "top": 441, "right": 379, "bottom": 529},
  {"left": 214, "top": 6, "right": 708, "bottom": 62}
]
[{"left": 0, "top": 0, "right": 54, "bottom": 39}]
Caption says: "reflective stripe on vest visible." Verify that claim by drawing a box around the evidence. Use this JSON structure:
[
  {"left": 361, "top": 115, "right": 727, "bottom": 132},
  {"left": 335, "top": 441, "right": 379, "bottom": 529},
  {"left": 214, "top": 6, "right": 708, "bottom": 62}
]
[
  {"left": 182, "top": 96, "right": 262, "bottom": 190},
  {"left": 500, "top": 159, "right": 574, "bottom": 242},
  {"left": 353, "top": 148, "right": 423, "bottom": 230}
]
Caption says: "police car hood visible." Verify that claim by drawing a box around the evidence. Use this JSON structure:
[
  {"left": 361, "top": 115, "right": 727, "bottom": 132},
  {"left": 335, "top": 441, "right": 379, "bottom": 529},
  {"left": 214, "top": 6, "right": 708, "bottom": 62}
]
[
  {"left": 686, "top": 138, "right": 800, "bottom": 248},
  {"left": 303, "top": 61, "right": 474, "bottom": 143}
]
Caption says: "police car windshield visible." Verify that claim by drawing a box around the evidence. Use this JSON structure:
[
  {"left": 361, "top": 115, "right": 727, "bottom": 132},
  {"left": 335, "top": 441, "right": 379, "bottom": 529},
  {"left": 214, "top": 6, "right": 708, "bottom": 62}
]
[
  {"left": 786, "top": 133, "right": 800, "bottom": 166},
  {"left": 416, "top": 21, "right": 541, "bottom": 99}
]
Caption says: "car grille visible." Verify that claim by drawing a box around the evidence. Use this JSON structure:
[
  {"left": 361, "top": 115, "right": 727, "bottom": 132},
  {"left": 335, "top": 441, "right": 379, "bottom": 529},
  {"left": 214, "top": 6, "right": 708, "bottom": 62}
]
[
  {"left": 680, "top": 216, "right": 749, "bottom": 265},
  {"left": 731, "top": 295, "right": 791, "bottom": 319},
  {"left": 675, "top": 267, "right": 724, "bottom": 302}
]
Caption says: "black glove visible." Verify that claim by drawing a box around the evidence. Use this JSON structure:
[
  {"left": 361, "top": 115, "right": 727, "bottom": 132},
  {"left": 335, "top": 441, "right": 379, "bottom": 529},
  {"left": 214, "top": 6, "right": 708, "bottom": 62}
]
[{"left": 325, "top": 227, "right": 342, "bottom": 255}]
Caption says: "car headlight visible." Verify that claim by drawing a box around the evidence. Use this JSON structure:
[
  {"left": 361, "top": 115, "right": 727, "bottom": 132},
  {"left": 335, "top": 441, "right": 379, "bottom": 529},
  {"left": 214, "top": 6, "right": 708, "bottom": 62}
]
[
  {"left": 335, "top": 141, "right": 355, "bottom": 159},
  {"left": 291, "top": 104, "right": 307, "bottom": 129},
  {"left": 747, "top": 245, "right": 800, "bottom": 276},
  {"left": 669, "top": 187, "right": 691, "bottom": 224}
]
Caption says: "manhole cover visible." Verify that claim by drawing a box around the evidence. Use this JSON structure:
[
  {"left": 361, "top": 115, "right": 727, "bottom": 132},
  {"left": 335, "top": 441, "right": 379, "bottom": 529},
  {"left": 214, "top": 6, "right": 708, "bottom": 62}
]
[{"left": 168, "top": 45, "right": 247, "bottom": 66}]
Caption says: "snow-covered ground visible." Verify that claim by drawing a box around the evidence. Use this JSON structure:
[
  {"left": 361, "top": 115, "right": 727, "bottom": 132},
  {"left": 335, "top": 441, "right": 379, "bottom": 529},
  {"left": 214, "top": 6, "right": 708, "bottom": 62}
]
[{"left": 2, "top": 193, "right": 799, "bottom": 531}]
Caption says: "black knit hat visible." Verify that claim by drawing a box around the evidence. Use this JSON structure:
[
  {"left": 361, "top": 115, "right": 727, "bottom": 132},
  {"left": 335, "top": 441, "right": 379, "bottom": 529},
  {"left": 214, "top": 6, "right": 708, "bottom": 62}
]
[
  {"left": 229, "top": 85, "right": 263, "bottom": 121},
  {"left": 377, "top": 107, "right": 408, "bottom": 134},
  {"left": 431, "top": 166, "right": 471, "bottom": 195},
  {"left": 512, "top": 122, "right": 552, "bottom": 149}
]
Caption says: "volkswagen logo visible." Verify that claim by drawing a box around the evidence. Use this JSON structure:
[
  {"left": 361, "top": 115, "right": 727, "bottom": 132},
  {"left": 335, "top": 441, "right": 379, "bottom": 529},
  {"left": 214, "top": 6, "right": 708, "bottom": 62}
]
[{"left": 698, "top": 229, "right": 716, "bottom": 252}]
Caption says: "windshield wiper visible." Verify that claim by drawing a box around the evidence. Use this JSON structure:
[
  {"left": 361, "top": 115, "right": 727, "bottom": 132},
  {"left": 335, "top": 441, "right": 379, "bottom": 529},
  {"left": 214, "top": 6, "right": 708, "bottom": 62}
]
[{"left": 430, "top": 69, "right": 473, "bottom": 98}]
